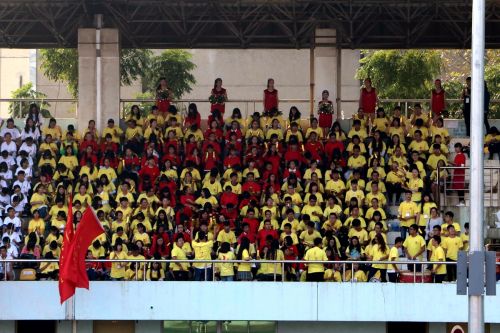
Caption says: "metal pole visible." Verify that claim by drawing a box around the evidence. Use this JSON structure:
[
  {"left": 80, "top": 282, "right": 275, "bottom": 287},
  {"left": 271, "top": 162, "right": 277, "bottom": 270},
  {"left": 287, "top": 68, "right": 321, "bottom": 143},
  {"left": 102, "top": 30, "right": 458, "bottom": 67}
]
[
  {"left": 95, "top": 14, "right": 103, "bottom": 132},
  {"left": 469, "top": 1, "right": 485, "bottom": 333},
  {"left": 336, "top": 43, "right": 342, "bottom": 121},
  {"left": 309, "top": 46, "right": 315, "bottom": 118}
]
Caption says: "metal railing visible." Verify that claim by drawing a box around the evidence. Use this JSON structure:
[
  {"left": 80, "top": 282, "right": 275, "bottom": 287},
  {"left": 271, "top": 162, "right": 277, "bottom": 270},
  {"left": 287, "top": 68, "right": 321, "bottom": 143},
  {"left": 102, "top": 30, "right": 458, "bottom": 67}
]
[
  {"left": 0, "top": 258, "right": 463, "bottom": 283},
  {"left": 437, "top": 166, "right": 500, "bottom": 207},
  {"left": 0, "top": 97, "right": 498, "bottom": 122},
  {"left": 119, "top": 98, "right": 312, "bottom": 120}
]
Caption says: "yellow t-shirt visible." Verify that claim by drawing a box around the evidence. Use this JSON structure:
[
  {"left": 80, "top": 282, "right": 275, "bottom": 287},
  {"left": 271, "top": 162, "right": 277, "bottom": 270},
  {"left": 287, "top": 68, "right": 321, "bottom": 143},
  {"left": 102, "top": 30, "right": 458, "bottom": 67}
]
[
  {"left": 109, "top": 251, "right": 128, "bottom": 279},
  {"left": 304, "top": 247, "right": 328, "bottom": 273},
  {"left": 431, "top": 246, "right": 447, "bottom": 275},
  {"left": 441, "top": 236, "right": 463, "bottom": 260},
  {"left": 237, "top": 249, "right": 252, "bottom": 272},
  {"left": 371, "top": 244, "right": 390, "bottom": 269},
  {"left": 398, "top": 201, "right": 419, "bottom": 227},
  {"left": 300, "top": 230, "right": 322, "bottom": 248},
  {"left": 347, "top": 155, "right": 367, "bottom": 169},
  {"left": 388, "top": 246, "right": 400, "bottom": 271},
  {"left": 403, "top": 235, "right": 426, "bottom": 260},
  {"left": 217, "top": 251, "right": 236, "bottom": 277},
  {"left": 217, "top": 230, "right": 237, "bottom": 244},
  {"left": 171, "top": 245, "right": 189, "bottom": 271}
]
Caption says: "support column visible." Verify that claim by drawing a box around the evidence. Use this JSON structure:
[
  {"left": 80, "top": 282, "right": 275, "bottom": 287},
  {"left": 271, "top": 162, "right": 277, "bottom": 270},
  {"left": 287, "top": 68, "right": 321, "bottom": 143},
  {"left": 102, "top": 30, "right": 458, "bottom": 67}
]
[
  {"left": 78, "top": 27, "right": 120, "bottom": 132},
  {"left": 313, "top": 29, "right": 360, "bottom": 120}
]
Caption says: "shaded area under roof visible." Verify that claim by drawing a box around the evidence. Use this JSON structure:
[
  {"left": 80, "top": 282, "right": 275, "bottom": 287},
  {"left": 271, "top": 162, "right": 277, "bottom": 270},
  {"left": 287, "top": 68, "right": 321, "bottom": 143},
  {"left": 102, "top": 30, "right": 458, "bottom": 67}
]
[{"left": 0, "top": 0, "right": 498, "bottom": 49}]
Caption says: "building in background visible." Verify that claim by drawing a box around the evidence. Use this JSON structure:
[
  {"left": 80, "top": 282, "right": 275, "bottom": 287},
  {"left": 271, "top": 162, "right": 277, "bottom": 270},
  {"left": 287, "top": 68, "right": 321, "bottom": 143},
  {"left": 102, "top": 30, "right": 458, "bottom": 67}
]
[{"left": 0, "top": 47, "right": 360, "bottom": 120}]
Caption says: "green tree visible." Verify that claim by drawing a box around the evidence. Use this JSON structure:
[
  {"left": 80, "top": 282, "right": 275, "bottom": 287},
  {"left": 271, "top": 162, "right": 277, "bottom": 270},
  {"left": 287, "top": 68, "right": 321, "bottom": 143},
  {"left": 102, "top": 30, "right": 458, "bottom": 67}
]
[
  {"left": 8, "top": 83, "right": 51, "bottom": 118},
  {"left": 145, "top": 50, "right": 196, "bottom": 98},
  {"left": 39, "top": 49, "right": 195, "bottom": 100},
  {"left": 356, "top": 50, "right": 442, "bottom": 100}
]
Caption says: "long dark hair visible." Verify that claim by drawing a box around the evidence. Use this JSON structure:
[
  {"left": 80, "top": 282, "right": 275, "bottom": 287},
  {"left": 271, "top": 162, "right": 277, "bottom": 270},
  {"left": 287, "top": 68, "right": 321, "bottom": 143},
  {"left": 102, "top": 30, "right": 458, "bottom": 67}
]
[
  {"left": 288, "top": 106, "right": 301, "bottom": 121},
  {"left": 237, "top": 237, "right": 250, "bottom": 260},
  {"left": 376, "top": 233, "right": 387, "bottom": 253},
  {"left": 187, "top": 103, "right": 199, "bottom": 118},
  {"left": 24, "top": 118, "right": 36, "bottom": 133},
  {"left": 213, "top": 78, "right": 222, "bottom": 89},
  {"left": 156, "top": 77, "right": 168, "bottom": 91}
]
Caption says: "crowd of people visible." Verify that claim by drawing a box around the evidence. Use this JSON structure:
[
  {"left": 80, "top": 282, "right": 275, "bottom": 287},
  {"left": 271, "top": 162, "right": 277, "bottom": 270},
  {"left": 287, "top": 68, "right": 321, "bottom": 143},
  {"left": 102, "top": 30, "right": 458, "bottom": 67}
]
[{"left": 0, "top": 77, "right": 475, "bottom": 283}]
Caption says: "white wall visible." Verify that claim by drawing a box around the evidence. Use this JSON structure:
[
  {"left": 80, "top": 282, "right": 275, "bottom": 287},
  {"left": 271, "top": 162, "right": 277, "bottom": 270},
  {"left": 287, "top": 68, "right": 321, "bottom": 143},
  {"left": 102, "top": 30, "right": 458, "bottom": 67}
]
[
  {"left": 0, "top": 49, "right": 31, "bottom": 118},
  {"left": 1, "top": 282, "right": 499, "bottom": 323}
]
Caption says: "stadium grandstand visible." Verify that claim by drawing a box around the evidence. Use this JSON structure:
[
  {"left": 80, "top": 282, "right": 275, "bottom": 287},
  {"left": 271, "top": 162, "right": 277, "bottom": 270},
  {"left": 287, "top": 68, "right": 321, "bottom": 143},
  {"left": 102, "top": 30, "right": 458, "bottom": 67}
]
[{"left": 0, "top": 1, "right": 499, "bottom": 333}]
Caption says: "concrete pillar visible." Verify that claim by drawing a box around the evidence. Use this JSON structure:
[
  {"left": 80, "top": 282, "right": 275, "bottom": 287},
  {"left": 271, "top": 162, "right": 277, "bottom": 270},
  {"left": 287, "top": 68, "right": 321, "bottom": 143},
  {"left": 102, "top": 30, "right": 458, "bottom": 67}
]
[
  {"left": 78, "top": 28, "right": 120, "bottom": 132},
  {"left": 313, "top": 29, "right": 360, "bottom": 120},
  {"left": 314, "top": 28, "right": 337, "bottom": 116},
  {"left": 0, "top": 320, "right": 15, "bottom": 333},
  {"left": 135, "top": 320, "right": 163, "bottom": 333}
]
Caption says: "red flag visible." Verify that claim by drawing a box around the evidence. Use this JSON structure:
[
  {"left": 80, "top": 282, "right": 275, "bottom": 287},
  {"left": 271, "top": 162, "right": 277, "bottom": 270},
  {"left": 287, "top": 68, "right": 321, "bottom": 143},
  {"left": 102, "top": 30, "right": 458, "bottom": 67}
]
[
  {"left": 59, "top": 207, "right": 105, "bottom": 302},
  {"left": 59, "top": 198, "right": 75, "bottom": 304},
  {"left": 70, "top": 207, "right": 105, "bottom": 289}
]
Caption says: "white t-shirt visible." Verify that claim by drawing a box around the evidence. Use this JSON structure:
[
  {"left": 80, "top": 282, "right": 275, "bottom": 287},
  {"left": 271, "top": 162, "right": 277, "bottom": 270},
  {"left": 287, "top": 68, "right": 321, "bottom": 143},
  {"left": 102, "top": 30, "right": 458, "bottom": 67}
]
[
  {"left": 2, "top": 216, "right": 21, "bottom": 229},
  {"left": 21, "top": 128, "right": 40, "bottom": 141},
  {"left": 12, "top": 179, "right": 31, "bottom": 196},
  {"left": 0, "top": 141, "right": 17, "bottom": 156},
  {"left": 0, "top": 127, "right": 20, "bottom": 140},
  {"left": 18, "top": 143, "right": 37, "bottom": 159}
]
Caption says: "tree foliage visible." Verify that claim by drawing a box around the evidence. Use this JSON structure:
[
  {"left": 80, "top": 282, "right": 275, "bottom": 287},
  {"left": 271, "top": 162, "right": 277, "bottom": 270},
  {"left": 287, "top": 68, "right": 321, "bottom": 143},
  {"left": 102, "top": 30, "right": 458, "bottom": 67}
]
[
  {"left": 39, "top": 49, "right": 78, "bottom": 97},
  {"left": 39, "top": 49, "right": 196, "bottom": 99},
  {"left": 8, "top": 82, "right": 51, "bottom": 118},
  {"left": 356, "top": 50, "right": 442, "bottom": 100},
  {"left": 145, "top": 50, "right": 196, "bottom": 98}
]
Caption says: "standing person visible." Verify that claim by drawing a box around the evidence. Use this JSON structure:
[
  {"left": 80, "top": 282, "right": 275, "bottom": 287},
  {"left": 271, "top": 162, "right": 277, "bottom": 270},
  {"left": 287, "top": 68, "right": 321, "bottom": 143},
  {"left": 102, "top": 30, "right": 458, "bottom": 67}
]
[
  {"left": 192, "top": 231, "right": 214, "bottom": 281},
  {"left": 303, "top": 237, "right": 328, "bottom": 282},
  {"left": 441, "top": 225, "right": 463, "bottom": 282},
  {"left": 462, "top": 77, "right": 471, "bottom": 136},
  {"left": 263, "top": 78, "right": 279, "bottom": 115},
  {"left": 156, "top": 78, "right": 172, "bottom": 115},
  {"left": 430, "top": 79, "right": 446, "bottom": 122},
  {"left": 388, "top": 237, "right": 403, "bottom": 282},
  {"left": 359, "top": 78, "right": 378, "bottom": 120},
  {"left": 451, "top": 142, "right": 466, "bottom": 206},
  {"left": 430, "top": 236, "right": 447, "bottom": 283},
  {"left": 398, "top": 191, "right": 420, "bottom": 240},
  {"left": 236, "top": 237, "right": 253, "bottom": 281},
  {"left": 403, "top": 224, "right": 426, "bottom": 273},
  {"left": 216, "top": 242, "right": 236, "bottom": 281},
  {"left": 170, "top": 235, "right": 191, "bottom": 281},
  {"left": 209, "top": 78, "right": 227, "bottom": 115},
  {"left": 368, "top": 233, "right": 390, "bottom": 282},
  {"left": 318, "top": 90, "right": 334, "bottom": 140}
]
